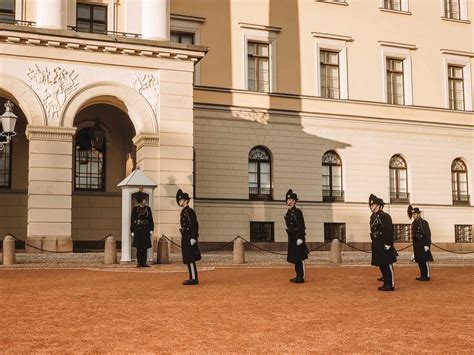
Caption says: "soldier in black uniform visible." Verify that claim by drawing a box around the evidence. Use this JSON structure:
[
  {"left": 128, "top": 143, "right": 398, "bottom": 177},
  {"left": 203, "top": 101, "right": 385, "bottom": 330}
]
[
  {"left": 369, "top": 194, "right": 397, "bottom": 291},
  {"left": 285, "top": 189, "right": 309, "bottom": 283},
  {"left": 408, "top": 205, "right": 434, "bottom": 281},
  {"left": 131, "top": 191, "right": 154, "bottom": 268},
  {"left": 176, "top": 189, "right": 201, "bottom": 285}
]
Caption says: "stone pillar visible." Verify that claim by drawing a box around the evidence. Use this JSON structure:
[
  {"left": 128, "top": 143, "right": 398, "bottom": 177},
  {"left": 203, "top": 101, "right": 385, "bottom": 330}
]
[
  {"left": 133, "top": 133, "right": 160, "bottom": 261},
  {"left": 330, "top": 239, "right": 342, "bottom": 264},
  {"left": 233, "top": 238, "right": 245, "bottom": 264},
  {"left": 104, "top": 236, "right": 117, "bottom": 265},
  {"left": 26, "top": 126, "right": 76, "bottom": 253},
  {"left": 156, "top": 235, "right": 169, "bottom": 264},
  {"left": 36, "top": 0, "right": 67, "bottom": 30},
  {"left": 2, "top": 235, "right": 16, "bottom": 265},
  {"left": 141, "top": 0, "right": 170, "bottom": 40}
]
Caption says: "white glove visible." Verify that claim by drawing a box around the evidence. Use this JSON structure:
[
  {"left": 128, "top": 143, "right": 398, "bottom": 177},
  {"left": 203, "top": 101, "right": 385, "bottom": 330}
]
[
  {"left": 384, "top": 244, "right": 390, "bottom": 250},
  {"left": 410, "top": 254, "right": 415, "bottom": 262},
  {"left": 150, "top": 230, "right": 153, "bottom": 235},
  {"left": 131, "top": 232, "right": 134, "bottom": 237},
  {"left": 190, "top": 238, "right": 197, "bottom": 246},
  {"left": 297, "top": 239, "right": 303, "bottom": 246},
  {"left": 424, "top": 246, "right": 429, "bottom": 252}
]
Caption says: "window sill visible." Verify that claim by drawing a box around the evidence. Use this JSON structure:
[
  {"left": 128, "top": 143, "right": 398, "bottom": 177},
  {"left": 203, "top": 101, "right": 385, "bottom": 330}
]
[
  {"left": 315, "top": 1, "right": 348, "bottom": 6},
  {"left": 390, "top": 199, "right": 410, "bottom": 204},
  {"left": 441, "top": 17, "right": 471, "bottom": 24},
  {"left": 379, "top": 8, "right": 412, "bottom": 16},
  {"left": 453, "top": 200, "right": 470, "bottom": 206}
]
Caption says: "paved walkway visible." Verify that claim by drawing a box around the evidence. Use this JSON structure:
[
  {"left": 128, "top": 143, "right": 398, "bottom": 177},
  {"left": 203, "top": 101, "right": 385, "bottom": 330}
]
[{"left": 1, "top": 250, "right": 473, "bottom": 269}]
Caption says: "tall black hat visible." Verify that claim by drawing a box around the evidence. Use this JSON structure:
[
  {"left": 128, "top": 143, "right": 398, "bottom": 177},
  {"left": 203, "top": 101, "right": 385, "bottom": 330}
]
[
  {"left": 135, "top": 191, "right": 147, "bottom": 203},
  {"left": 285, "top": 189, "right": 298, "bottom": 202},
  {"left": 407, "top": 205, "right": 422, "bottom": 219},
  {"left": 176, "top": 189, "right": 191, "bottom": 205},
  {"left": 368, "top": 194, "right": 384, "bottom": 206}
]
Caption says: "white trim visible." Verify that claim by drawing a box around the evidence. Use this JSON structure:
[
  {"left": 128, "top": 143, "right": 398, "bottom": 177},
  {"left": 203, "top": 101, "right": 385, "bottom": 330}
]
[
  {"left": 170, "top": 17, "right": 202, "bottom": 85},
  {"left": 242, "top": 28, "right": 278, "bottom": 93},
  {"left": 389, "top": 264, "right": 395, "bottom": 286},
  {"left": 302, "top": 260, "right": 306, "bottom": 279},
  {"left": 426, "top": 262, "right": 430, "bottom": 277},
  {"left": 190, "top": 262, "right": 196, "bottom": 280},
  {"left": 441, "top": 0, "right": 469, "bottom": 20},
  {"left": 315, "top": 37, "right": 349, "bottom": 99},
  {"left": 239, "top": 22, "right": 281, "bottom": 33},
  {"left": 381, "top": 45, "right": 414, "bottom": 105},
  {"left": 442, "top": 54, "right": 472, "bottom": 111}
]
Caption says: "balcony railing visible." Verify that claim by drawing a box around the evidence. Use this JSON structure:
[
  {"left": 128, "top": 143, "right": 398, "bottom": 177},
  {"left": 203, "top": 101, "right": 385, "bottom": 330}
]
[
  {"left": 390, "top": 192, "right": 410, "bottom": 203},
  {"left": 323, "top": 189, "right": 344, "bottom": 202},
  {"left": 249, "top": 187, "right": 273, "bottom": 201},
  {"left": 0, "top": 19, "right": 36, "bottom": 27},
  {"left": 68, "top": 26, "right": 141, "bottom": 39}
]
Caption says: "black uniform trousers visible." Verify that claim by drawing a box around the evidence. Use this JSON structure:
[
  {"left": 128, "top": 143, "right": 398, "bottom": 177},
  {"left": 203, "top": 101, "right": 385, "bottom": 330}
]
[
  {"left": 294, "top": 260, "right": 305, "bottom": 279},
  {"left": 187, "top": 262, "right": 198, "bottom": 280},
  {"left": 379, "top": 264, "right": 394, "bottom": 287},
  {"left": 137, "top": 248, "right": 148, "bottom": 266},
  {"left": 418, "top": 261, "right": 430, "bottom": 278}
]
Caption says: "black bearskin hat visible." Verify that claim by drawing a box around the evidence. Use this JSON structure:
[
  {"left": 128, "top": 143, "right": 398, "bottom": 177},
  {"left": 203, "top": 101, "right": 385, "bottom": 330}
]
[
  {"left": 176, "top": 189, "right": 190, "bottom": 205},
  {"left": 285, "top": 189, "right": 298, "bottom": 202},
  {"left": 369, "top": 194, "right": 384, "bottom": 207}
]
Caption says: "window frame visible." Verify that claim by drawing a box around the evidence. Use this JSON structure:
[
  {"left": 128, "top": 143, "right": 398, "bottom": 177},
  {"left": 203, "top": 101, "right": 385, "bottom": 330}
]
[
  {"left": 386, "top": 57, "right": 405, "bottom": 105},
  {"left": 393, "top": 224, "right": 412, "bottom": 242},
  {"left": 0, "top": 0, "right": 15, "bottom": 24},
  {"left": 0, "top": 141, "right": 12, "bottom": 189},
  {"left": 322, "top": 150, "right": 344, "bottom": 202},
  {"left": 320, "top": 50, "right": 341, "bottom": 99},
  {"left": 455, "top": 225, "right": 472, "bottom": 243},
  {"left": 250, "top": 221, "right": 275, "bottom": 243},
  {"left": 324, "top": 223, "right": 346, "bottom": 243},
  {"left": 381, "top": 45, "right": 413, "bottom": 105},
  {"left": 248, "top": 146, "right": 273, "bottom": 201},
  {"left": 443, "top": 54, "right": 472, "bottom": 111},
  {"left": 448, "top": 64, "right": 465, "bottom": 110},
  {"left": 76, "top": 2, "right": 108, "bottom": 34},
  {"left": 247, "top": 41, "right": 271, "bottom": 93},
  {"left": 451, "top": 158, "right": 470, "bottom": 204},
  {"left": 389, "top": 154, "right": 410, "bottom": 203}
]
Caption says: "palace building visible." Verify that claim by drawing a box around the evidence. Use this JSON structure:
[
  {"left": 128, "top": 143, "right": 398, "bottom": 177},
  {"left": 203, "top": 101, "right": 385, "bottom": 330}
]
[{"left": 0, "top": 0, "right": 472, "bottom": 252}]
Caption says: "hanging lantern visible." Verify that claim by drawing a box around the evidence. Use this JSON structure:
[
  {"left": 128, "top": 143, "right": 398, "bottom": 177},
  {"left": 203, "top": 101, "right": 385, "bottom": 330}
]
[{"left": 1, "top": 100, "right": 17, "bottom": 138}]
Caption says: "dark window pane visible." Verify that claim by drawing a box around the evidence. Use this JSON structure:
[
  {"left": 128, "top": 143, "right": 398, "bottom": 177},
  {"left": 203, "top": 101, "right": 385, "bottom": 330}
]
[
  {"left": 93, "top": 6, "right": 107, "bottom": 21},
  {"left": 250, "top": 222, "right": 274, "bottom": 242},
  {"left": 324, "top": 223, "right": 346, "bottom": 243},
  {"left": 0, "top": 142, "right": 12, "bottom": 188},
  {"left": 77, "top": 4, "right": 91, "bottom": 19},
  {"left": 0, "top": 0, "right": 14, "bottom": 11}
]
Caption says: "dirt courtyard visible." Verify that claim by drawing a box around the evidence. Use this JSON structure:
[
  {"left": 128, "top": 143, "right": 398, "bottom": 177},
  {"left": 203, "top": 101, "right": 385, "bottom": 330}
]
[{"left": 1, "top": 265, "right": 473, "bottom": 353}]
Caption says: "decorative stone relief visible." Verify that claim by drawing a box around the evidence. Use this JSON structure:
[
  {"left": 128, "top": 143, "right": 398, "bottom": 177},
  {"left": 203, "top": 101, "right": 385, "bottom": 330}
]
[
  {"left": 231, "top": 109, "right": 270, "bottom": 124},
  {"left": 27, "top": 64, "right": 79, "bottom": 125},
  {"left": 133, "top": 73, "right": 160, "bottom": 118}
]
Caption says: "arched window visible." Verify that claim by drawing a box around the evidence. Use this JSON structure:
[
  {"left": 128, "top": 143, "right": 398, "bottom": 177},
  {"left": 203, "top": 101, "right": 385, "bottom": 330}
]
[
  {"left": 74, "top": 124, "right": 106, "bottom": 191},
  {"left": 322, "top": 151, "right": 343, "bottom": 201},
  {"left": 452, "top": 158, "right": 469, "bottom": 204},
  {"left": 389, "top": 155, "right": 409, "bottom": 203},
  {"left": 248, "top": 146, "right": 272, "bottom": 200}
]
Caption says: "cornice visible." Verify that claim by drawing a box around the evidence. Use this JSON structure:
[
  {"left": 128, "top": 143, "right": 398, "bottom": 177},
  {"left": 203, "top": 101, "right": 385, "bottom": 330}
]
[
  {"left": 133, "top": 133, "right": 160, "bottom": 149},
  {"left": 26, "top": 126, "right": 77, "bottom": 141}
]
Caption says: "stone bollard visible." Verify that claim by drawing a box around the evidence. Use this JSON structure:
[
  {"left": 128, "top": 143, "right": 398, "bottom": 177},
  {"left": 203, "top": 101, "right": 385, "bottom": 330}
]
[
  {"left": 156, "top": 236, "right": 170, "bottom": 264},
  {"left": 233, "top": 237, "right": 245, "bottom": 264},
  {"left": 3, "top": 235, "right": 16, "bottom": 265},
  {"left": 104, "top": 236, "right": 117, "bottom": 265},
  {"left": 329, "top": 238, "right": 342, "bottom": 264}
]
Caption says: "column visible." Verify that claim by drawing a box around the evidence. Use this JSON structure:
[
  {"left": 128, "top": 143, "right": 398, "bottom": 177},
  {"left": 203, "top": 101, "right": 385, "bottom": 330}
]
[
  {"left": 36, "top": 0, "right": 66, "bottom": 30},
  {"left": 141, "top": 0, "right": 170, "bottom": 40},
  {"left": 26, "top": 126, "right": 76, "bottom": 252}
]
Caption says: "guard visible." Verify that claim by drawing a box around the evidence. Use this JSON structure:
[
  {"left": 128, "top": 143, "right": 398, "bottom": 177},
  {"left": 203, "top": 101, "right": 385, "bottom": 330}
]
[
  {"left": 176, "top": 189, "right": 201, "bottom": 285},
  {"left": 369, "top": 194, "right": 397, "bottom": 291},
  {"left": 131, "top": 191, "right": 154, "bottom": 268},
  {"left": 408, "top": 205, "right": 434, "bottom": 281},
  {"left": 285, "top": 189, "right": 309, "bottom": 283}
]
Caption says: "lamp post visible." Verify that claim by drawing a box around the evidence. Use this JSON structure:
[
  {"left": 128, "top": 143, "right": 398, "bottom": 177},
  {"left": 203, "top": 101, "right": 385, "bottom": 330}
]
[{"left": 0, "top": 100, "right": 17, "bottom": 151}]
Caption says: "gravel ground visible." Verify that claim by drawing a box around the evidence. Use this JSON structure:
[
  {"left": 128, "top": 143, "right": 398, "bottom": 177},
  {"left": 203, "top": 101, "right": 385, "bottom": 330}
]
[{"left": 1, "top": 250, "right": 473, "bottom": 268}]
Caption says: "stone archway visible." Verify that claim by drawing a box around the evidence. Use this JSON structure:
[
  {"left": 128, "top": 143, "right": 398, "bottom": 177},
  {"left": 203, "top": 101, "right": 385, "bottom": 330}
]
[{"left": 0, "top": 73, "right": 46, "bottom": 126}]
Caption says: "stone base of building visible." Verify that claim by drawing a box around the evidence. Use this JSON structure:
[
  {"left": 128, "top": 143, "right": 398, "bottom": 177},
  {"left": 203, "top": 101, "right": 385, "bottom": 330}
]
[{"left": 25, "top": 236, "right": 73, "bottom": 253}]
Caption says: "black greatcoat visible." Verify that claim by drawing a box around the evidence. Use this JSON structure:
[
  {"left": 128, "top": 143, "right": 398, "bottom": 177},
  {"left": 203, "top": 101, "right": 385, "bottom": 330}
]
[
  {"left": 131, "top": 205, "right": 153, "bottom": 250},
  {"left": 412, "top": 218, "right": 434, "bottom": 263},
  {"left": 180, "top": 206, "right": 202, "bottom": 264},
  {"left": 285, "top": 206, "right": 309, "bottom": 264},
  {"left": 370, "top": 211, "right": 397, "bottom": 266}
]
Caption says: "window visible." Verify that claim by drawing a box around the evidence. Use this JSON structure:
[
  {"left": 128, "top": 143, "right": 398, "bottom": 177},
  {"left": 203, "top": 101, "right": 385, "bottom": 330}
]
[
  {"left": 444, "top": 0, "right": 461, "bottom": 20},
  {"left": 390, "top": 155, "right": 409, "bottom": 203},
  {"left": 322, "top": 150, "right": 343, "bottom": 201},
  {"left": 76, "top": 3, "right": 107, "bottom": 34},
  {"left": 393, "top": 224, "right": 412, "bottom": 242},
  {"left": 386, "top": 58, "right": 404, "bottom": 105},
  {"left": 320, "top": 50, "right": 340, "bottom": 99},
  {"left": 248, "top": 146, "right": 272, "bottom": 200},
  {"left": 448, "top": 65, "right": 465, "bottom": 110},
  {"left": 452, "top": 158, "right": 469, "bottom": 204},
  {"left": 0, "top": 0, "right": 14, "bottom": 23},
  {"left": 324, "top": 223, "right": 346, "bottom": 243},
  {"left": 383, "top": 0, "right": 401, "bottom": 11},
  {"left": 0, "top": 142, "right": 12, "bottom": 188},
  {"left": 247, "top": 42, "right": 270, "bottom": 92},
  {"left": 455, "top": 225, "right": 472, "bottom": 243},
  {"left": 74, "top": 127, "right": 105, "bottom": 191},
  {"left": 171, "top": 31, "right": 194, "bottom": 45},
  {"left": 250, "top": 222, "right": 274, "bottom": 242}
]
